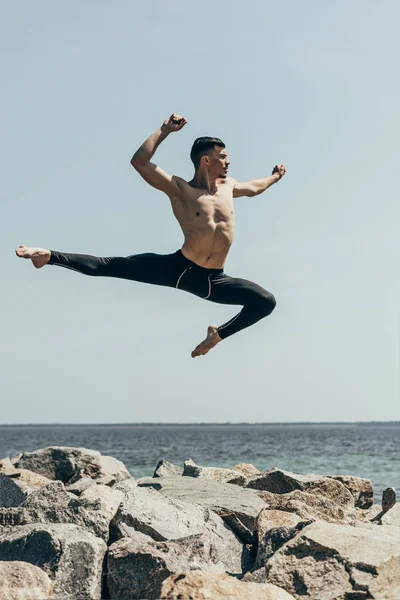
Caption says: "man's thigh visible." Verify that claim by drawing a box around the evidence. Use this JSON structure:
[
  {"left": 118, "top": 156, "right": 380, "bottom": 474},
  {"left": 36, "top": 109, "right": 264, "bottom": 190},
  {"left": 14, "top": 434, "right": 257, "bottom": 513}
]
[{"left": 209, "top": 273, "right": 273, "bottom": 306}]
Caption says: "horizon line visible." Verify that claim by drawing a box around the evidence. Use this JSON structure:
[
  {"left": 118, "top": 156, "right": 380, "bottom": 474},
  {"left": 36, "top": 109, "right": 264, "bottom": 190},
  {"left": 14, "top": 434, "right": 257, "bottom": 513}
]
[{"left": 1, "top": 420, "right": 399, "bottom": 427}]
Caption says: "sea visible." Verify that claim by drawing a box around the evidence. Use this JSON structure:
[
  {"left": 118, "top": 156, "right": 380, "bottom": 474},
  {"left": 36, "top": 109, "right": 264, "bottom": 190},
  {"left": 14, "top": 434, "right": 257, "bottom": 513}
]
[{"left": 0, "top": 423, "right": 398, "bottom": 502}]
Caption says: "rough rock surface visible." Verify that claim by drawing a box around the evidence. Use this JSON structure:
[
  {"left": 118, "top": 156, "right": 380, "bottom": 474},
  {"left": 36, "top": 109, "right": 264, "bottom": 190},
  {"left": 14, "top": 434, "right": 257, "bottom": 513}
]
[
  {"left": 153, "top": 459, "right": 183, "bottom": 478},
  {"left": 231, "top": 463, "right": 261, "bottom": 478},
  {"left": 0, "top": 561, "right": 53, "bottom": 600},
  {"left": 160, "top": 571, "right": 296, "bottom": 599},
  {"left": 11, "top": 446, "right": 131, "bottom": 485},
  {"left": 245, "top": 468, "right": 320, "bottom": 494},
  {"left": 139, "top": 476, "right": 267, "bottom": 543},
  {"left": 329, "top": 474, "right": 374, "bottom": 508},
  {"left": 381, "top": 501, "right": 400, "bottom": 526},
  {"left": 108, "top": 532, "right": 243, "bottom": 599},
  {"left": 256, "top": 489, "right": 354, "bottom": 523},
  {"left": 183, "top": 459, "right": 246, "bottom": 485},
  {"left": 110, "top": 485, "right": 244, "bottom": 573},
  {"left": 0, "top": 458, "right": 52, "bottom": 494},
  {"left": 0, "top": 523, "right": 106, "bottom": 600},
  {"left": 0, "top": 480, "right": 122, "bottom": 543},
  {"left": 255, "top": 509, "right": 311, "bottom": 568},
  {"left": 265, "top": 521, "right": 400, "bottom": 599},
  {"left": 0, "top": 474, "right": 27, "bottom": 507},
  {"left": 306, "top": 477, "right": 355, "bottom": 509}
]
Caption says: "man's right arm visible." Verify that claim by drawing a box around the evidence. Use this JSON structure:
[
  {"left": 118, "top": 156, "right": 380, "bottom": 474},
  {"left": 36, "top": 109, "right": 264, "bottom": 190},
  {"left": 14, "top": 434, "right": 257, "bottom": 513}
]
[{"left": 130, "top": 114, "right": 187, "bottom": 197}]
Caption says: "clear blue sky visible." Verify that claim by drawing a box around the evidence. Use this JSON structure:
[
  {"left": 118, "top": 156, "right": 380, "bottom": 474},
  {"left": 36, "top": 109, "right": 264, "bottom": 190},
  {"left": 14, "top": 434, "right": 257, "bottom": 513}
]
[{"left": 1, "top": 1, "right": 399, "bottom": 423}]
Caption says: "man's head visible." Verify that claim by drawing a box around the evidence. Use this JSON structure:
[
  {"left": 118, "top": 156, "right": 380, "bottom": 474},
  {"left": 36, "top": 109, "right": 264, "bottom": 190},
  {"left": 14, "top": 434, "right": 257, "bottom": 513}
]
[{"left": 190, "top": 137, "right": 230, "bottom": 178}]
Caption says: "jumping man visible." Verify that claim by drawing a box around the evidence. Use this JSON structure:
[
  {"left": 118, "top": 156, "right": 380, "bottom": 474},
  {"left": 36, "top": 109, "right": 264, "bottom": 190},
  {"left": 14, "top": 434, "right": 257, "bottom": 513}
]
[{"left": 16, "top": 114, "right": 286, "bottom": 357}]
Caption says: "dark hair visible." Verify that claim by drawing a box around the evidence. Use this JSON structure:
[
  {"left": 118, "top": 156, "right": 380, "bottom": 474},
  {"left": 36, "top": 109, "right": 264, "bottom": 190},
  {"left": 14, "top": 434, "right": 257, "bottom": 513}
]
[{"left": 190, "top": 137, "right": 225, "bottom": 168}]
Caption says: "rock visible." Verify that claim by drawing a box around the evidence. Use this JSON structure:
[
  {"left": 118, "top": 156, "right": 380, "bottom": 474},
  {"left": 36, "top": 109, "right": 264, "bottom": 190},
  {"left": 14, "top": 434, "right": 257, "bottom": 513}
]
[
  {"left": 256, "top": 489, "right": 353, "bottom": 523},
  {"left": 66, "top": 474, "right": 119, "bottom": 495},
  {"left": 139, "top": 476, "right": 267, "bottom": 544},
  {"left": 110, "top": 485, "right": 244, "bottom": 573},
  {"left": 183, "top": 459, "right": 246, "bottom": 485},
  {"left": 381, "top": 502, "right": 400, "bottom": 527},
  {"left": 245, "top": 468, "right": 319, "bottom": 494},
  {"left": 265, "top": 521, "right": 400, "bottom": 599},
  {"left": 0, "top": 561, "right": 53, "bottom": 600},
  {"left": 153, "top": 459, "right": 183, "bottom": 478},
  {"left": 329, "top": 475, "right": 374, "bottom": 509},
  {"left": 306, "top": 477, "right": 355, "bottom": 509},
  {"left": 113, "top": 478, "right": 138, "bottom": 494},
  {"left": 0, "top": 523, "right": 106, "bottom": 600},
  {"left": 0, "top": 474, "right": 27, "bottom": 507},
  {"left": 231, "top": 463, "right": 261, "bottom": 478},
  {"left": 254, "top": 509, "right": 311, "bottom": 569},
  {"left": 0, "top": 481, "right": 122, "bottom": 543},
  {"left": 1, "top": 457, "right": 53, "bottom": 494},
  {"left": 160, "top": 571, "right": 296, "bottom": 599},
  {"left": 382, "top": 487, "right": 397, "bottom": 512},
  {"left": 108, "top": 532, "right": 243, "bottom": 599},
  {"left": 11, "top": 446, "right": 132, "bottom": 485}
]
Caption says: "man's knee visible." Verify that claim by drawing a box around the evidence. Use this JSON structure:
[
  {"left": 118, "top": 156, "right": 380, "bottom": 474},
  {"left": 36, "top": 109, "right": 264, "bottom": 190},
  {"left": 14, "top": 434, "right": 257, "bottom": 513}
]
[{"left": 258, "top": 291, "right": 276, "bottom": 317}]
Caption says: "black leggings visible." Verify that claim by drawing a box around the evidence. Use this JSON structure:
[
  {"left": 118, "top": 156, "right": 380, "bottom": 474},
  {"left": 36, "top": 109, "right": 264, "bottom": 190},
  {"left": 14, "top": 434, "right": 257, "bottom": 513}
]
[{"left": 49, "top": 249, "right": 276, "bottom": 340}]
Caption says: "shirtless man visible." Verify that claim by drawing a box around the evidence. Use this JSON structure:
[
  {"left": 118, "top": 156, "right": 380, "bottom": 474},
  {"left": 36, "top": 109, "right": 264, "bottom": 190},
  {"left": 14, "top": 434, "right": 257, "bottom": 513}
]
[{"left": 16, "top": 114, "right": 286, "bottom": 357}]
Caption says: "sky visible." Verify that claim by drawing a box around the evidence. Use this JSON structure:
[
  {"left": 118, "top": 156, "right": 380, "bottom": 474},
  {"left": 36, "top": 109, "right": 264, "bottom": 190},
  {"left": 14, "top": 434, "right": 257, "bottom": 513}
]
[{"left": 1, "top": 0, "right": 399, "bottom": 423}]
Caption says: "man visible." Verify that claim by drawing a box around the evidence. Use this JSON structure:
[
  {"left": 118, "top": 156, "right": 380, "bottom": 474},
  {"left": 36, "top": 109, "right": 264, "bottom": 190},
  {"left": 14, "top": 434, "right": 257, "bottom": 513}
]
[{"left": 16, "top": 114, "right": 286, "bottom": 357}]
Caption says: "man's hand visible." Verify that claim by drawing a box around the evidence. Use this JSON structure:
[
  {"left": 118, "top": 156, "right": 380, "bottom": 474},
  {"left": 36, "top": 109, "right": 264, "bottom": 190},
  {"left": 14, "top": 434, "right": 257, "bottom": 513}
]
[
  {"left": 161, "top": 113, "right": 188, "bottom": 134},
  {"left": 272, "top": 164, "right": 286, "bottom": 180}
]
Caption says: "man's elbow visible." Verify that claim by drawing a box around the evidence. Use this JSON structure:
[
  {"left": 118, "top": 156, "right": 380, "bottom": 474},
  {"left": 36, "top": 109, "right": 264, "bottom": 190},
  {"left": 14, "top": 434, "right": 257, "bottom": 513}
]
[{"left": 130, "top": 156, "right": 142, "bottom": 170}]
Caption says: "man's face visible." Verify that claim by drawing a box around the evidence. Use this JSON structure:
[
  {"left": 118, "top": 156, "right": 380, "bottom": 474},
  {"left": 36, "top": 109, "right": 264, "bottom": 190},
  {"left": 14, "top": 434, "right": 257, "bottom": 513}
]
[{"left": 207, "top": 146, "right": 230, "bottom": 178}]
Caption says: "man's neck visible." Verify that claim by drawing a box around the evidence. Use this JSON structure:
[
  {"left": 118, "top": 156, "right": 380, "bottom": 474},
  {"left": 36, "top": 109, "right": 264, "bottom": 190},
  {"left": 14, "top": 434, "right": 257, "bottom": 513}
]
[{"left": 189, "top": 168, "right": 218, "bottom": 194}]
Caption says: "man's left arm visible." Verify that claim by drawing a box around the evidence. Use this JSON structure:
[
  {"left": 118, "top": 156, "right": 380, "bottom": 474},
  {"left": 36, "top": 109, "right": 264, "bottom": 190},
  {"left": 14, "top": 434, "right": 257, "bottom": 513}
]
[{"left": 233, "top": 164, "right": 286, "bottom": 198}]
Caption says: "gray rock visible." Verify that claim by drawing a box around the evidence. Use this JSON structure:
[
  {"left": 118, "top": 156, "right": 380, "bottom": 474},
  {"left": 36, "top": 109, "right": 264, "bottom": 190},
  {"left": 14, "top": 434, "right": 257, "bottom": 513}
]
[
  {"left": 0, "top": 481, "right": 122, "bottom": 543},
  {"left": 254, "top": 509, "right": 311, "bottom": 569},
  {"left": 110, "top": 485, "right": 244, "bottom": 573},
  {"left": 160, "top": 571, "right": 296, "bottom": 599},
  {"left": 0, "top": 474, "right": 27, "bottom": 508},
  {"left": 12, "top": 446, "right": 131, "bottom": 485},
  {"left": 0, "top": 561, "right": 53, "bottom": 600},
  {"left": 329, "top": 475, "right": 374, "bottom": 509},
  {"left": 1, "top": 457, "right": 53, "bottom": 495},
  {"left": 245, "top": 468, "right": 320, "bottom": 494},
  {"left": 183, "top": 459, "right": 246, "bottom": 485},
  {"left": 113, "top": 478, "right": 138, "bottom": 494},
  {"left": 139, "top": 476, "right": 267, "bottom": 544},
  {"left": 66, "top": 474, "right": 120, "bottom": 495},
  {"left": 265, "top": 521, "right": 400, "bottom": 599},
  {"left": 231, "top": 463, "right": 261, "bottom": 478},
  {"left": 380, "top": 502, "right": 400, "bottom": 527},
  {"left": 108, "top": 532, "right": 242, "bottom": 599},
  {"left": 153, "top": 459, "right": 183, "bottom": 478},
  {"left": 0, "top": 523, "right": 106, "bottom": 599},
  {"left": 256, "top": 489, "right": 354, "bottom": 524}
]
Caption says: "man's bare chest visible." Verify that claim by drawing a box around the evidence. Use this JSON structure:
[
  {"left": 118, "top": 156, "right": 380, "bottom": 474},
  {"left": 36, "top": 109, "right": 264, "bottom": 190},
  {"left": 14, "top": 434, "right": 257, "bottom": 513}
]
[{"left": 186, "top": 192, "right": 235, "bottom": 225}]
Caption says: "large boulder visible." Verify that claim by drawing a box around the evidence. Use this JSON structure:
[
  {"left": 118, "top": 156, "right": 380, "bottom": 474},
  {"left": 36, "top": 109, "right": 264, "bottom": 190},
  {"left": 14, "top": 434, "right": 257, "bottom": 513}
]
[
  {"left": 183, "top": 459, "right": 246, "bottom": 485},
  {"left": 110, "top": 485, "right": 244, "bottom": 573},
  {"left": 328, "top": 475, "right": 374, "bottom": 509},
  {"left": 0, "top": 523, "right": 106, "bottom": 600},
  {"left": 381, "top": 502, "right": 400, "bottom": 527},
  {"left": 108, "top": 532, "right": 243, "bottom": 599},
  {"left": 0, "top": 561, "right": 53, "bottom": 600},
  {"left": 254, "top": 509, "right": 311, "bottom": 569},
  {"left": 265, "top": 521, "right": 400, "bottom": 599},
  {"left": 0, "top": 474, "right": 27, "bottom": 508},
  {"left": 256, "top": 489, "right": 354, "bottom": 523},
  {"left": 160, "top": 571, "right": 295, "bottom": 599},
  {"left": 139, "top": 476, "right": 267, "bottom": 544},
  {"left": 0, "top": 481, "right": 123, "bottom": 543},
  {"left": 1, "top": 457, "right": 53, "bottom": 493},
  {"left": 11, "top": 447, "right": 131, "bottom": 485},
  {"left": 153, "top": 460, "right": 183, "bottom": 478},
  {"left": 245, "top": 468, "right": 320, "bottom": 494}
]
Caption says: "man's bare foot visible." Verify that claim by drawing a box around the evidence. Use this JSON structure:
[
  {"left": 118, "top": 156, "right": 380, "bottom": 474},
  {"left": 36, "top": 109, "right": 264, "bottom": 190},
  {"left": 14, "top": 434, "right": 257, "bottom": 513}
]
[
  {"left": 191, "top": 325, "right": 222, "bottom": 358},
  {"left": 15, "top": 245, "right": 51, "bottom": 269}
]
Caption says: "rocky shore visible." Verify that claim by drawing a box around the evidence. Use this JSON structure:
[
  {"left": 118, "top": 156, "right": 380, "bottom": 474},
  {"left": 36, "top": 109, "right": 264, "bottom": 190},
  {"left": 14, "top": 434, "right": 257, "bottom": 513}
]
[{"left": 0, "top": 446, "right": 398, "bottom": 599}]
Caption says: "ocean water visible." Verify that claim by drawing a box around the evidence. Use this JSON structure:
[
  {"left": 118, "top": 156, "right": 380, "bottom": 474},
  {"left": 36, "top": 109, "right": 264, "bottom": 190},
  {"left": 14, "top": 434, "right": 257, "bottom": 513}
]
[{"left": 0, "top": 423, "right": 398, "bottom": 501}]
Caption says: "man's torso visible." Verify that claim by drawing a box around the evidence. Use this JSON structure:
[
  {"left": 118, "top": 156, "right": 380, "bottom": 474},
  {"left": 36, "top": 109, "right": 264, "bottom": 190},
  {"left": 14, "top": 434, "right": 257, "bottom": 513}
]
[{"left": 168, "top": 177, "right": 236, "bottom": 269}]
